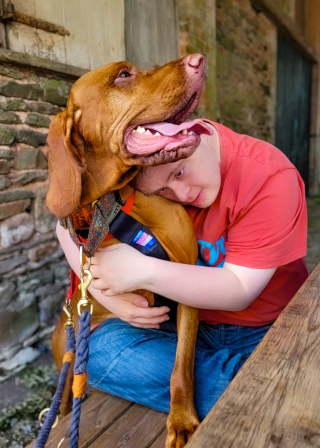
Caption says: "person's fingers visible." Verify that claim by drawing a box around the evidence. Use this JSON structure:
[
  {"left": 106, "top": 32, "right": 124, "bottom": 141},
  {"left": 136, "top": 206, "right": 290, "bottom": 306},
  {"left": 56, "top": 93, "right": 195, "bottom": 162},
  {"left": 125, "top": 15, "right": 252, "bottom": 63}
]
[
  {"left": 128, "top": 314, "right": 170, "bottom": 324},
  {"left": 88, "top": 265, "right": 102, "bottom": 278},
  {"left": 126, "top": 305, "right": 171, "bottom": 318},
  {"left": 123, "top": 305, "right": 170, "bottom": 323},
  {"left": 114, "top": 293, "right": 149, "bottom": 307}
]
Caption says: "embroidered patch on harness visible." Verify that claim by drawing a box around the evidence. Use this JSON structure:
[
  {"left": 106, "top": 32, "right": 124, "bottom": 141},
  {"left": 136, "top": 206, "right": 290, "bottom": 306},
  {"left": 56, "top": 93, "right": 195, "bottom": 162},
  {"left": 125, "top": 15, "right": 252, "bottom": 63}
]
[{"left": 133, "top": 230, "right": 157, "bottom": 249}]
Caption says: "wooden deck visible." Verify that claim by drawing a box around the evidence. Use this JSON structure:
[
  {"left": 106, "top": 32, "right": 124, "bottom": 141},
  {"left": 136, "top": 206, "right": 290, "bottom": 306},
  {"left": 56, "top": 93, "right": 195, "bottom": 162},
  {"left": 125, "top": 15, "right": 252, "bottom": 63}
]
[
  {"left": 27, "top": 262, "right": 320, "bottom": 448},
  {"left": 26, "top": 392, "right": 168, "bottom": 448}
]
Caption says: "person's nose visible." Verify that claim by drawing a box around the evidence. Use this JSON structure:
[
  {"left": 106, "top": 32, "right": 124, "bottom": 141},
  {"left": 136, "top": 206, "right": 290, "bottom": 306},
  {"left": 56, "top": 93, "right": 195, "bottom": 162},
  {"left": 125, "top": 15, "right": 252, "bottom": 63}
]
[{"left": 173, "top": 184, "right": 190, "bottom": 204}]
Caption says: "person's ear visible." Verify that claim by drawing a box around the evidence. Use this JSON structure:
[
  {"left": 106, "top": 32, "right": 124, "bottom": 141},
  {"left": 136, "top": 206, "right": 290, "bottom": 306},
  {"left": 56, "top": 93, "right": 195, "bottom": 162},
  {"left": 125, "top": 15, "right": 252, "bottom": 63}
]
[{"left": 46, "top": 105, "right": 86, "bottom": 219}]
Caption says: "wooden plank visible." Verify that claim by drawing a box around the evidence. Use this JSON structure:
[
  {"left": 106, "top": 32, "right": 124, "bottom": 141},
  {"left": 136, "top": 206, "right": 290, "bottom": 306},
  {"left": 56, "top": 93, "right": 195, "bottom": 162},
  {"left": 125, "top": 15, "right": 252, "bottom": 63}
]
[
  {"left": 149, "top": 428, "right": 168, "bottom": 448},
  {"left": 251, "top": 0, "right": 318, "bottom": 63},
  {"left": 26, "top": 391, "right": 133, "bottom": 448},
  {"left": 6, "top": 22, "right": 40, "bottom": 58},
  {"left": 186, "top": 262, "right": 320, "bottom": 448},
  {"left": 107, "top": 0, "right": 126, "bottom": 63},
  {"left": 1, "top": 12, "right": 70, "bottom": 36},
  {"left": 36, "top": 27, "right": 66, "bottom": 63},
  {"left": 0, "top": 48, "right": 87, "bottom": 78},
  {"left": 86, "top": 0, "right": 125, "bottom": 69},
  {"left": 34, "top": 0, "right": 64, "bottom": 26},
  {"left": 90, "top": 403, "right": 167, "bottom": 448},
  {"left": 4, "top": 0, "right": 36, "bottom": 16},
  {"left": 6, "top": 21, "right": 66, "bottom": 64},
  {"left": 63, "top": 0, "right": 90, "bottom": 70}
]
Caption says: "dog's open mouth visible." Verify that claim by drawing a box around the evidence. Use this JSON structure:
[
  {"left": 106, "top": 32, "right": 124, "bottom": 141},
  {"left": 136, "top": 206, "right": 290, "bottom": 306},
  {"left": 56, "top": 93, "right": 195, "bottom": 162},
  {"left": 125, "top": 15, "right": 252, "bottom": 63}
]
[{"left": 125, "top": 119, "right": 213, "bottom": 165}]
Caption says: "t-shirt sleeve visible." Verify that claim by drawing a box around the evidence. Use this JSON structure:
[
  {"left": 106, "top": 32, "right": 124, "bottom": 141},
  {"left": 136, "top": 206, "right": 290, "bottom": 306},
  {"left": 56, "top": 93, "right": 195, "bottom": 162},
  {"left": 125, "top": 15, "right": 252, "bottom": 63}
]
[{"left": 225, "top": 168, "right": 307, "bottom": 268}]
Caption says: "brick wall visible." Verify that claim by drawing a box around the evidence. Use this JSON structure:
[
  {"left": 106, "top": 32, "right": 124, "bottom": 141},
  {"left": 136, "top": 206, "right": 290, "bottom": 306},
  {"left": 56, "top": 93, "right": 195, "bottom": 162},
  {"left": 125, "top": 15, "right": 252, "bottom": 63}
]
[
  {"left": 216, "top": 0, "right": 277, "bottom": 142},
  {"left": 176, "top": 0, "right": 217, "bottom": 120},
  {"left": 0, "top": 63, "right": 74, "bottom": 369}
]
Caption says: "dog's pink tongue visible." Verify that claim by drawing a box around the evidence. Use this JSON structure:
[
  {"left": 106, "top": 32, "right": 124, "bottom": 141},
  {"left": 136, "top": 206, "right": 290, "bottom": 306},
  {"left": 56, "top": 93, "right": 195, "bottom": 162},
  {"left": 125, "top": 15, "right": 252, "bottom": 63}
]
[{"left": 146, "top": 119, "right": 213, "bottom": 136}]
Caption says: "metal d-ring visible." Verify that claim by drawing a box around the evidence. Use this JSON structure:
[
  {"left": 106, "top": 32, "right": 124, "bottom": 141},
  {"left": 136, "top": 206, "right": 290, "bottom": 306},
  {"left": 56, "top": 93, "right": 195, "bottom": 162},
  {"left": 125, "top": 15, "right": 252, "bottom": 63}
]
[
  {"left": 63, "top": 302, "right": 75, "bottom": 330},
  {"left": 38, "top": 407, "right": 59, "bottom": 428},
  {"left": 57, "top": 436, "right": 66, "bottom": 448}
]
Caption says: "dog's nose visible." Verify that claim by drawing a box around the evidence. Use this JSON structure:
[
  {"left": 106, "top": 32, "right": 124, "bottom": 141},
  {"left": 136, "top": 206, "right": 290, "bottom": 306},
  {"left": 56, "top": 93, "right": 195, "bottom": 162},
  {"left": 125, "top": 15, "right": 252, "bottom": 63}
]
[{"left": 186, "top": 53, "right": 204, "bottom": 71}]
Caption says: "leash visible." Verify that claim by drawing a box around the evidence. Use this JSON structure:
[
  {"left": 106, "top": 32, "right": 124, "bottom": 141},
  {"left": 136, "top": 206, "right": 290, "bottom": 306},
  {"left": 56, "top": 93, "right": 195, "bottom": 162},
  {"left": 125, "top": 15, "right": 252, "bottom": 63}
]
[
  {"left": 68, "top": 249, "right": 93, "bottom": 448},
  {"left": 35, "top": 307, "right": 76, "bottom": 448},
  {"left": 35, "top": 247, "right": 93, "bottom": 448}
]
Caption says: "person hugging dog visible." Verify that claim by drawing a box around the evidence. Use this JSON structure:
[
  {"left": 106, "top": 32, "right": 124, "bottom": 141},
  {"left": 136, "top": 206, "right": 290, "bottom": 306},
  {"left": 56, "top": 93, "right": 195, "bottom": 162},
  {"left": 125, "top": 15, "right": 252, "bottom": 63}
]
[{"left": 57, "top": 118, "right": 307, "bottom": 420}]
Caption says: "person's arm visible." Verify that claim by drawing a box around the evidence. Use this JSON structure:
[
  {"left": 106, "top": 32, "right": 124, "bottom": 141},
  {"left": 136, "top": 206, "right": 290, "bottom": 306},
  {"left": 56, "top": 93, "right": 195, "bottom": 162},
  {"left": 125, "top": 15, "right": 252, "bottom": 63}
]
[
  {"left": 56, "top": 222, "right": 171, "bottom": 328},
  {"left": 90, "top": 243, "right": 276, "bottom": 311}
]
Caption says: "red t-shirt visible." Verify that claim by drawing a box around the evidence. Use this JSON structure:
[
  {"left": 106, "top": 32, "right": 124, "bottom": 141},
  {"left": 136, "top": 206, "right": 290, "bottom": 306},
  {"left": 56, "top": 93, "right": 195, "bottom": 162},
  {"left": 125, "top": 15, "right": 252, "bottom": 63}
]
[{"left": 186, "top": 121, "right": 308, "bottom": 326}]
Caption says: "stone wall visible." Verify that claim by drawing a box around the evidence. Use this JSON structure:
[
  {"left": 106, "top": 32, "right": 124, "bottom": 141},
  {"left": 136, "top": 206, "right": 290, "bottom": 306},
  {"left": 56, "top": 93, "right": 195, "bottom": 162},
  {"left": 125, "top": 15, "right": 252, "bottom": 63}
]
[
  {"left": 176, "top": 0, "right": 217, "bottom": 120},
  {"left": 215, "top": 0, "right": 277, "bottom": 142},
  {"left": 0, "top": 63, "right": 74, "bottom": 372}
]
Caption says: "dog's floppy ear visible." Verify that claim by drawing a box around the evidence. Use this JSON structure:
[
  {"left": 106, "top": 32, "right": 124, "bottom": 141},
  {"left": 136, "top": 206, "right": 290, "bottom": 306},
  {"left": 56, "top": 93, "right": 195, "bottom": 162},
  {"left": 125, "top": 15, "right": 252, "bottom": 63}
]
[{"left": 46, "top": 106, "right": 85, "bottom": 219}]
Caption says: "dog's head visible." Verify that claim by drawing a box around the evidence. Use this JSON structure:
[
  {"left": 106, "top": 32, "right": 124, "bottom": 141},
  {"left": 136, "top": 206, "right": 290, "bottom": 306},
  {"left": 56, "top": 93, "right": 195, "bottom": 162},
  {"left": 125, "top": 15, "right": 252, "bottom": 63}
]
[{"left": 47, "top": 54, "right": 211, "bottom": 218}]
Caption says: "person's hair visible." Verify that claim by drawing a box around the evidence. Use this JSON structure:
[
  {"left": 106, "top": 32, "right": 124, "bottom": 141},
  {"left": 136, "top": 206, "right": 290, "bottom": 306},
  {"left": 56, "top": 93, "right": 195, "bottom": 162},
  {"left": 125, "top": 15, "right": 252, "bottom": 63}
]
[{"left": 129, "top": 167, "right": 149, "bottom": 190}]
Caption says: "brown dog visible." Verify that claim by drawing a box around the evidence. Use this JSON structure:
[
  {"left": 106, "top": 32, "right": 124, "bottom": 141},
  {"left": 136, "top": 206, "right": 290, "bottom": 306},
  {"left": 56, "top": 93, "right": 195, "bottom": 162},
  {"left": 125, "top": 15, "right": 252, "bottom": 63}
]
[{"left": 48, "top": 54, "right": 210, "bottom": 448}]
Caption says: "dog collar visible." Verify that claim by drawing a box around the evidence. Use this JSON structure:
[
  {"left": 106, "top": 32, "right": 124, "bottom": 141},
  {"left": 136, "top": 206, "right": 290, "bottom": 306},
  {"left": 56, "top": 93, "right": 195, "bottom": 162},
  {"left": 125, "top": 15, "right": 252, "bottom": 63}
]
[{"left": 60, "top": 191, "right": 124, "bottom": 258}]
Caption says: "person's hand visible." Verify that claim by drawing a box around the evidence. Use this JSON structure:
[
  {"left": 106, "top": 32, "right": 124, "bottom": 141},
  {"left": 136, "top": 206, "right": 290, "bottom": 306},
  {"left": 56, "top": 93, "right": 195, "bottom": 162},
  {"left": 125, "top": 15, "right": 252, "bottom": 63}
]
[
  {"left": 89, "top": 244, "right": 152, "bottom": 296},
  {"left": 98, "top": 292, "right": 170, "bottom": 329}
]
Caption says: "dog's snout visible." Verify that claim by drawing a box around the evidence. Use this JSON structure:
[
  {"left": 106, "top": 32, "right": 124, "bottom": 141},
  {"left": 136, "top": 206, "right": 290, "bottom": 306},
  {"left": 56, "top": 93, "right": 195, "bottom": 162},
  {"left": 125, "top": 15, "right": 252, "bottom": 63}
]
[
  {"left": 184, "top": 53, "right": 207, "bottom": 78},
  {"left": 187, "top": 53, "right": 203, "bottom": 70}
]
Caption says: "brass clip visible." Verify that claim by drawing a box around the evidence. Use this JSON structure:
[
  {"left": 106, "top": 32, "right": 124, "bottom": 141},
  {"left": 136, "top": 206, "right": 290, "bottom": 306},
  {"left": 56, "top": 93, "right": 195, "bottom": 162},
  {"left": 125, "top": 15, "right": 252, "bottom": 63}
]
[
  {"left": 79, "top": 244, "right": 91, "bottom": 278},
  {"left": 77, "top": 269, "right": 93, "bottom": 316},
  {"left": 63, "top": 303, "right": 74, "bottom": 330},
  {"left": 78, "top": 245, "right": 93, "bottom": 316}
]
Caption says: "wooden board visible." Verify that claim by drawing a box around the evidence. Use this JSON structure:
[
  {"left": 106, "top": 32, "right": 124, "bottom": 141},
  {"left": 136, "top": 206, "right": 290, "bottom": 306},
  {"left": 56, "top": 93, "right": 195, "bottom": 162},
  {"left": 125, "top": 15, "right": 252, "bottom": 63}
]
[
  {"left": 63, "top": 0, "right": 90, "bottom": 69},
  {"left": 4, "top": 0, "right": 125, "bottom": 70},
  {"left": 26, "top": 391, "right": 132, "bottom": 448},
  {"left": 90, "top": 404, "right": 167, "bottom": 448},
  {"left": 149, "top": 429, "right": 168, "bottom": 448},
  {"left": 27, "top": 391, "right": 167, "bottom": 448},
  {"left": 186, "top": 262, "right": 320, "bottom": 448}
]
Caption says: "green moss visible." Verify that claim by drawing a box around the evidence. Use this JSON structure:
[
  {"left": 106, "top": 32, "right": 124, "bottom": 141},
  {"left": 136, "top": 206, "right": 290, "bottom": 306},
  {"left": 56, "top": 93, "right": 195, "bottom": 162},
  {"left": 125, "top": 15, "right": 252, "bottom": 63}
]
[
  {"left": 0, "top": 364, "right": 58, "bottom": 447},
  {"left": 19, "top": 364, "right": 56, "bottom": 389}
]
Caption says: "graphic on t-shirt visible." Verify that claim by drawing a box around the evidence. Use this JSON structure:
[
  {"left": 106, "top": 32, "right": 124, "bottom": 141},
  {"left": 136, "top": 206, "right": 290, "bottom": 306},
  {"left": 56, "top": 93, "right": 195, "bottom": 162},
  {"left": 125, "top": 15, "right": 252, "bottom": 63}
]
[{"left": 197, "top": 236, "right": 226, "bottom": 267}]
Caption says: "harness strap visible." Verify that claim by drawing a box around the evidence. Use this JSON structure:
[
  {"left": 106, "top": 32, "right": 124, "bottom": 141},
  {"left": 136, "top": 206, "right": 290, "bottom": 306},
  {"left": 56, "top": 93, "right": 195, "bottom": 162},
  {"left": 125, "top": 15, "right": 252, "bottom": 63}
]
[{"left": 109, "top": 211, "right": 170, "bottom": 260}]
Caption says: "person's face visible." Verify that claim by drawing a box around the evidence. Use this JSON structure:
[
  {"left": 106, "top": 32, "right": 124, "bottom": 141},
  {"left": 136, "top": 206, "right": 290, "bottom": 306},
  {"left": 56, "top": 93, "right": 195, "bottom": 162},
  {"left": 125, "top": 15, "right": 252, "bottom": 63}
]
[{"left": 135, "top": 134, "right": 221, "bottom": 208}]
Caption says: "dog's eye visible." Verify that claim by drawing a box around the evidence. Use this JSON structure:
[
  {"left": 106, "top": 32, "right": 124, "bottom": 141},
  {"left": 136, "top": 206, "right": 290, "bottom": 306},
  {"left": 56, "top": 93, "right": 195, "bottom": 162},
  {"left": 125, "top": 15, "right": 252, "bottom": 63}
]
[{"left": 119, "top": 71, "right": 130, "bottom": 78}]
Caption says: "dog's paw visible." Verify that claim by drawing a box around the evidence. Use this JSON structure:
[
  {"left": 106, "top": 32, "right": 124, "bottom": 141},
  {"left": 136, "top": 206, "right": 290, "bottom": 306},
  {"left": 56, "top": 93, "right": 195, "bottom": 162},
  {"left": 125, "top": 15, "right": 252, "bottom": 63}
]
[{"left": 165, "top": 411, "right": 199, "bottom": 448}]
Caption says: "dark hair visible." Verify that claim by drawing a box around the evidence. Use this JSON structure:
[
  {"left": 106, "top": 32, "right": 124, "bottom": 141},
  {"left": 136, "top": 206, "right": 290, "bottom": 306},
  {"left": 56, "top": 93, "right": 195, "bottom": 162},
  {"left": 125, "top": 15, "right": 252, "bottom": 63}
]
[{"left": 129, "top": 167, "right": 150, "bottom": 191}]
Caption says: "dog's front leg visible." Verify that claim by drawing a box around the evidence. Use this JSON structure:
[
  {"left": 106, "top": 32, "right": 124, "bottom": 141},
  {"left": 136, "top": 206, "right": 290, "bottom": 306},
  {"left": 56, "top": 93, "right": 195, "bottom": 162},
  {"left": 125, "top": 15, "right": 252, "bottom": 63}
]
[{"left": 165, "top": 304, "right": 200, "bottom": 448}]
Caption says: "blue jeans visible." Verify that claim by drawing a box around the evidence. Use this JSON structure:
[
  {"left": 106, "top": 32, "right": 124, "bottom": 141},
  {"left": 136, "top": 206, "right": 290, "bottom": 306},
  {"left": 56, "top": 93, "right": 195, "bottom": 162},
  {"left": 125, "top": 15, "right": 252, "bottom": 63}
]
[{"left": 87, "top": 318, "right": 272, "bottom": 420}]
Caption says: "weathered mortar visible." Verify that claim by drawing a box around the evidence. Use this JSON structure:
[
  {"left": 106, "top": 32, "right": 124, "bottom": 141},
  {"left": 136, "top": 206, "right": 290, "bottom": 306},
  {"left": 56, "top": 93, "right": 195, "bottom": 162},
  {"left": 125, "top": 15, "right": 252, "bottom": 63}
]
[
  {"left": 215, "top": 0, "right": 277, "bottom": 142},
  {"left": 0, "top": 63, "right": 73, "bottom": 365}
]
